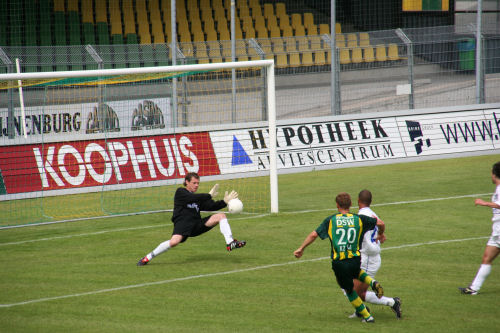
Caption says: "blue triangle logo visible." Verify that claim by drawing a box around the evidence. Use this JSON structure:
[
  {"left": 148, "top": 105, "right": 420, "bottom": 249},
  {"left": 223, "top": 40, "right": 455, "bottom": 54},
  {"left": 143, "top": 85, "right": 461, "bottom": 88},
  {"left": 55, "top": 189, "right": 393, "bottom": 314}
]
[{"left": 231, "top": 135, "right": 252, "bottom": 166}]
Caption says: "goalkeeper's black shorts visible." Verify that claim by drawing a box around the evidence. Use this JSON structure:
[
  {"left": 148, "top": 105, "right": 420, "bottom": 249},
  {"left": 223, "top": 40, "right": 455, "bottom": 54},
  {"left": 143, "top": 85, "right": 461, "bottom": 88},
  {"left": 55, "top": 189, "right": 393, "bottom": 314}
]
[{"left": 172, "top": 216, "right": 214, "bottom": 242}]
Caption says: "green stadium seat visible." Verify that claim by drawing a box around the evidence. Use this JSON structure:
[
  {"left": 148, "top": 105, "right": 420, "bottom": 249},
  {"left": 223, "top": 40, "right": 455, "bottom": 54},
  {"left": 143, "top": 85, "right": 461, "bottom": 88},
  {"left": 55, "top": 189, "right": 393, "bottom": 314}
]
[
  {"left": 39, "top": 47, "right": 54, "bottom": 72},
  {"left": 55, "top": 47, "right": 68, "bottom": 71},
  {"left": 54, "top": 11, "right": 67, "bottom": 46},
  {"left": 141, "top": 45, "right": 156, "bottom": 67},
  {"left": 111, "top": 35, "right": 126, "bottom": 68},
  {"left": 126, "top": 34, "right": 141, "bottom": 68},
  {"left": 83, "top": 23, "right": 96, "bottom": 45},
  {"left": 155, "top": 44, "right": 170, "bottom": 66},
  {"left": 68, "top": 12, "right": 82, "bottom": 46},
  {"left": 23, "top": 48, "right": 39, "bottom": 72},
  {"left": 97, "top": 45, "right": 113, "bottom": 69},
  {"left": 97, "top": 22, "right": 110, "bottom": 44},
  {"left": 69, "top": 46, "right": 84, "bottom": 71}
]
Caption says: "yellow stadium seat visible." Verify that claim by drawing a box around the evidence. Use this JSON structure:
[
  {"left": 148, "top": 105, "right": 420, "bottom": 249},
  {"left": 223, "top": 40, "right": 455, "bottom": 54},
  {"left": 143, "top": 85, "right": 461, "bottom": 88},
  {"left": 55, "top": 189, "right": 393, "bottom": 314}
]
[
  {"left": 282, "top": 26, "right": 293, "bottom": 38},
  {"left": 219, "top": 29, "right": 230, "bottom": 41},
  {"left": 351, "top": 47, "right": 363, "bottom": 64},
  {"left": 279, "top": 13, "right": 291, "bottom": 27},
  {"left": 307, "top": 24, "right": 318, "bottom": 36},
  {"left": 276, "top": 3, "right": 287, "bottom": 19},
  {"left": 339, "top": 48, "right": 351, "bottom": 65},
  {"left": 336, "top": 34, "right": 345, "bottom": 48},
  {"left": 245, "top": 27, "right": 256, "bottom": 39},
  {"left": 336, "top": 23, "right": 341, "bottom": 34},
  {"left": 363, "top": 46, "right": 375, "bottom": 63},
  {"left": 239, "top": 6, "right": 250, "bottom": 17},
  {"left": 206, "top": 30, "right": 218, "bottom": 41},
  {"left": 221, "top": 40, "right": 231, "bottom": 59},
  {"left": 153, "top": 31, "right": 165, "bottom": 44},
  {"left": 251, "top": 5, "right": 263, "bottom": 19},
  {"left": 268, "top": 15, "right": 279, "bottom": 30},
  {"left": 388, "top": 44, "right": 402, "bottom": 61},
  {"left": 347, "top": 33, "right": 357, "bottom": 47},
  {"left": 375, "top": 44, "right": 388, "bottom": 62},
  {"left": 286, "top": 37, "right": 297, "bottom": 52},
  {"left": 270, "top": 26, "right": 281, "bottom": 38},
  {"left": 291, "top": 14, "right": 302, "bottom": 29},
  {"left": 193, "top": 30, "right": 205, "bottom": 42},
  {"left": 263, "top": 3, "right": 274, "bottom": 19},
  {"left": 180, "top": 42, "right": 194, "bottom": 58},
  {"left": 314, "top": 51, "right": 326, "bottom": 66},
  {"left": 95, "top": 0, "right": 108, "bottom": 23},
  {"left": 207, "top": 41, "right": 223, "bottom": 63},
  {"left": 273, "top": 39, "right": 285, "bottom": 53},
  {"left": 53, "top": 0, "right": 65, "bottom": 12},
  {"left": 359, "top": 32, "right": 370, "bottom": 47},
  {"left": 257, "top": 27, "right": 268, "bottom": 39},
  {"left": 196, "top": 43, "right": 209, "bottom": 63},
  {"left": 295, "top": 25, "right": 306, "bottom": 37},
  {"left": 303, "top": 13, "right": 314, "bottom": 29},
  {"left": 81, "top": 0, "right": 94, "bottom": 23},
  {"left": 301, "top": 51, "right": 314, "bottom": 66},
  {"left": 297, "top": 36, "right": 308, "bottom": 51},
  {"left": 319, "top": 24, "right": 329, "bottom": 35},
  {"left": 67, "top": 0, "right": 78, "bottom": 12},
  {"left": 289, "top": 53, "right": 300, "bottom": 67},
  {"left": 275, "top": 53, "right": 288, "bottom": 68},
  {"left": 259, "top": 39, "right": 273, "bottom": 60}
]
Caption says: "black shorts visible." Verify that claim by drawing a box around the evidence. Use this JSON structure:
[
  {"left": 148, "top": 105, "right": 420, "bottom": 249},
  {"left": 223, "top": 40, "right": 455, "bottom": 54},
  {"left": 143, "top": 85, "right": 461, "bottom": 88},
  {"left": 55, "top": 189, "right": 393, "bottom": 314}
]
[
  {"left": 331, "top": 257, "right": 361, "bottom": 293},
  {"left": 172, "top": 216, "right": 214, "bottom": 242}
]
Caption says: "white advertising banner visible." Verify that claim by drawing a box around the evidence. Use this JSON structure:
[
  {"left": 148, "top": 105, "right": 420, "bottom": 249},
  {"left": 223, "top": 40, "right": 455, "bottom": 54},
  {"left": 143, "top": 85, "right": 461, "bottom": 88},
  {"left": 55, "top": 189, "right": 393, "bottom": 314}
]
[
  {"left": 210, "top": 106, "right": 499, "bottom": 175},
  {"left": 210, "top": 115, "right": 406, "bottom": 174},
  {"left": 0, "top": 98, "right": 170, "bottom": 144},
  {"left": 398, "top": 108, "right": 500, "bottom": 156}
]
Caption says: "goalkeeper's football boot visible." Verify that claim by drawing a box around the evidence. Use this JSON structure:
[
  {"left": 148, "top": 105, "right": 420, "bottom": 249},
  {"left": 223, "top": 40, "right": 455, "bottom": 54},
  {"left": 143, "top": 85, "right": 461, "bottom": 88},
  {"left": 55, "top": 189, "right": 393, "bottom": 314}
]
[
  {"left": 459, "top": 286, "right": 478, "bottom": 295},
  {"left": 137, "top": 256, "right": 150, "bottom": 266},
  {"left": 371, "top": 280, "right": 384, "bottom": 298},
  {"left": 391, "top": 297, "right": 402, "bottom": 319},
  {"left": 226, "top": 239, "right": 246, "bottom": 251}
]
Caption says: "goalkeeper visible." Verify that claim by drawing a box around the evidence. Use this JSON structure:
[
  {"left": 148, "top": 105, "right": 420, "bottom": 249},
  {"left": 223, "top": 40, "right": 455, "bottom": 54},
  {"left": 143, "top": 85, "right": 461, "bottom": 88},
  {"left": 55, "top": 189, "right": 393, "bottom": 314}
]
[{"left": 137, "top": 172, "right": 246, "bottom": 266}]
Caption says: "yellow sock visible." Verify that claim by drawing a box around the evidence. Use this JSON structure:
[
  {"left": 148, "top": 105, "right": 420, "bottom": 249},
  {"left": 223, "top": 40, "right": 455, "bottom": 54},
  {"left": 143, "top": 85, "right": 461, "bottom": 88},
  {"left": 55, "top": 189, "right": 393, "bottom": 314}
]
[
  {"left": 359, "top": 269, "right": 374, "bottom": 286},
  {"left": 348, "top": 291, "right": 371, "bottom": 319}
]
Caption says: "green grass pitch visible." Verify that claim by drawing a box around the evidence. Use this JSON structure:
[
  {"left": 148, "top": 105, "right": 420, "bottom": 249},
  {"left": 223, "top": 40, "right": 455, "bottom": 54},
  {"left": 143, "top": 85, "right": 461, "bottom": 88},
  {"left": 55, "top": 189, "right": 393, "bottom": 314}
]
[{"left": 1, "top": 154, "right": 499, "bottom": 332}]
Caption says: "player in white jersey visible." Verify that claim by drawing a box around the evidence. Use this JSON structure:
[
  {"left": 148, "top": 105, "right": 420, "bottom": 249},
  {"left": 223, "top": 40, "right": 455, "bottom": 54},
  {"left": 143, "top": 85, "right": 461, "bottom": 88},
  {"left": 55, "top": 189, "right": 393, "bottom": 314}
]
[
  {"left": 349, "top": 190, "right": 402, "bottom": 319},
  {"left": 459, "top": 161, "right": 500, "bottom": 295}
]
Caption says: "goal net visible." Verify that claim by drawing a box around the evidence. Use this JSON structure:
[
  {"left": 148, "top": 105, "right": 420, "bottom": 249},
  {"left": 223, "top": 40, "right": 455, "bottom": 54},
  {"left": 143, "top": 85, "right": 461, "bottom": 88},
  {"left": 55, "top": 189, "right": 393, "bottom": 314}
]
[{"left": 0, "top": 60, "right": 277, "bottom": 227}]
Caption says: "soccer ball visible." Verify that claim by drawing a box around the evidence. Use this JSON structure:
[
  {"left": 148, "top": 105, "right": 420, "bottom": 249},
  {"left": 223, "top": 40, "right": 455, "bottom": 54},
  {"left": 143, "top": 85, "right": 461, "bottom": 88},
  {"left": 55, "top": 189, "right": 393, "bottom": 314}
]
[{"left": 228, "top": 198, "right": 243, "bottom": 214}]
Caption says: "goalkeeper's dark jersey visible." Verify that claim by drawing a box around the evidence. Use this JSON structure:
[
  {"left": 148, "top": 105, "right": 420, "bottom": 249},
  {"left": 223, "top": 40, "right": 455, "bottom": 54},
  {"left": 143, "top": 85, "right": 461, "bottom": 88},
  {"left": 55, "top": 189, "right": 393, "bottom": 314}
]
[
  {"left": 315, "top": 213, "right": 377, "bottom": 261},
  {"left": 171, "top": 187, "right": 226, "bottom": 225}
]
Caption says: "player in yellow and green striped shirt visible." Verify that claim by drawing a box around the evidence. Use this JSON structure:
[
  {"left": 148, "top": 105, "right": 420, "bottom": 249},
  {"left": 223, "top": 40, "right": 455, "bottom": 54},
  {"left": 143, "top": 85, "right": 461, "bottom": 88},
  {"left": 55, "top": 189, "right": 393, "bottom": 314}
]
[{"left": 294, "top": 192, "right": 386, "bottom": 323}]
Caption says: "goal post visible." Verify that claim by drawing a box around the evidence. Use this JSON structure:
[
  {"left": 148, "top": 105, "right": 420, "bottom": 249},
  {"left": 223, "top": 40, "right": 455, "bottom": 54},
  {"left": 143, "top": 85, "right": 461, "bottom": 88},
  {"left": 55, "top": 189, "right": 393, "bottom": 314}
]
[{"left": 0, "top": 60, "right": 278, "bottom": 227}]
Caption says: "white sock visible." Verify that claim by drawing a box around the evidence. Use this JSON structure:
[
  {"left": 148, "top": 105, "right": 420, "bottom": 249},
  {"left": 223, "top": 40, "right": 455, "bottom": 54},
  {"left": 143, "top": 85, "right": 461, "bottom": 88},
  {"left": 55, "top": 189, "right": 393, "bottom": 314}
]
[
  {"left": 365, "top": 291, "right": 395, "bottom": 306},
  {"left": 147, "top": 240, "right": 171, "bottom": 260},
  {"left": 219, "top": 218, "right": 234, "bottom": 244},
  {"left": 470, "top": 264, "right": 491, "bottom": 291}
]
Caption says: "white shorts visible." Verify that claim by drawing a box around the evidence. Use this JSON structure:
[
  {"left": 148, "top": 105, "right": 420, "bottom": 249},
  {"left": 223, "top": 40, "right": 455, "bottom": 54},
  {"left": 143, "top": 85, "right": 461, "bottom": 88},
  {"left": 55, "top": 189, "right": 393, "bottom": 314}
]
[
  {"left": 487, "top": 234, "right": 500, "bottom": 248},
  {"left": 360, "top": 253, "right": 381, "bottom": 277}
]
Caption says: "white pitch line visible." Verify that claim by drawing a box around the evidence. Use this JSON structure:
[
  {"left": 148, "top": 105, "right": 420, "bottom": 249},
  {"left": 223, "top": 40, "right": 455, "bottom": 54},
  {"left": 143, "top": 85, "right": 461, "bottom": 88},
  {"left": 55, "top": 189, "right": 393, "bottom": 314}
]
[
  {"left": 0, "top": 236, "right": 488, "bottom": 309},
  {"left": 0, "top": 193, "right": 491, "bottom": 247}
]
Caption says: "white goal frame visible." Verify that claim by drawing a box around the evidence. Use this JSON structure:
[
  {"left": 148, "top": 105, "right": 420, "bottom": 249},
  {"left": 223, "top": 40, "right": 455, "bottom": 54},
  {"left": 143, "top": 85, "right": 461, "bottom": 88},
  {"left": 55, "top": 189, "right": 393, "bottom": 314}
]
[{"left": 0, "top": 60, "right": 279, "bottom": 213}]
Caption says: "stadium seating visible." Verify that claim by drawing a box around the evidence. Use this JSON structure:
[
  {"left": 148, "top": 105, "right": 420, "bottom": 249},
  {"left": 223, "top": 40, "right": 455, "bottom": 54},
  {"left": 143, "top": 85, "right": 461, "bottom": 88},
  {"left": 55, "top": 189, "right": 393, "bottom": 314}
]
[{"left": 0, "top": 0, "right": 399, "bottom": 71}]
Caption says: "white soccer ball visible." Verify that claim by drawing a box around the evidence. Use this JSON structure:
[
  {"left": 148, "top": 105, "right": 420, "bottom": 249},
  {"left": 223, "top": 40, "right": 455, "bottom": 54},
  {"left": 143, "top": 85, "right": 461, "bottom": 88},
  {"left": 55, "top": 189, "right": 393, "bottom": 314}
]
[{"left": 228, "top": 198, "right": 243, "bottom": 214}]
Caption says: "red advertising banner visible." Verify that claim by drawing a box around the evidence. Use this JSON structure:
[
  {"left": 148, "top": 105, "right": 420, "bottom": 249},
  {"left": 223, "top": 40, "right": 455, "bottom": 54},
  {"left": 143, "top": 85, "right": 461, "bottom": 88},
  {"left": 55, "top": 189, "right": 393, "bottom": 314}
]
[{"left": 0, "top": 132, "right": 220, "bottom": 194}]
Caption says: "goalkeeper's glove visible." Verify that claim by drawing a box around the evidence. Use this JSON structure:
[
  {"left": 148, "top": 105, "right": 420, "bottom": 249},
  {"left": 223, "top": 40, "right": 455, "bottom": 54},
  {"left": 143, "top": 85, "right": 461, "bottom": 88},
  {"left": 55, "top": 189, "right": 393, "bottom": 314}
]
[
  {"left": 209, "top": 184, "right": 219, "bottom": 197},
  {"left": 224, "top": 190, "right": 238, "bottom": 204}
]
